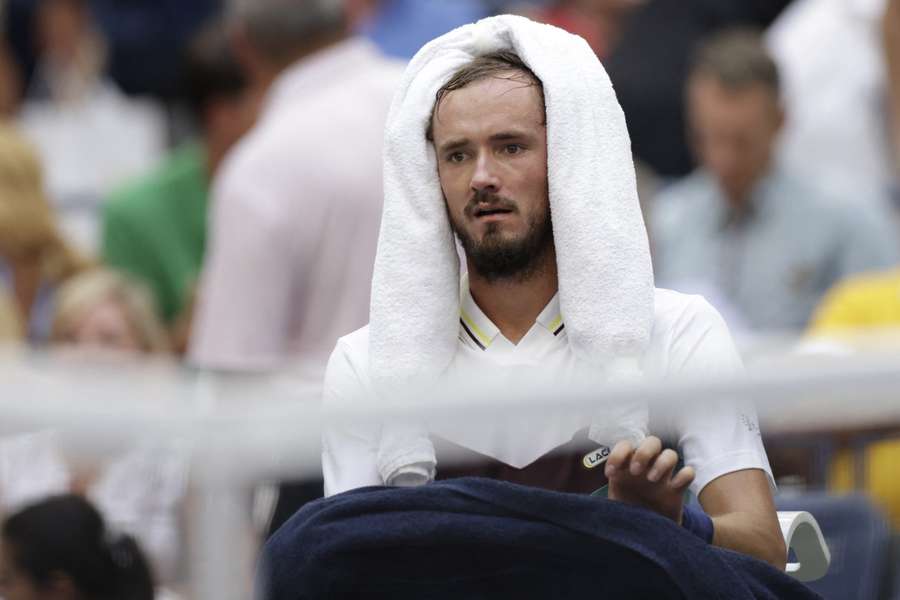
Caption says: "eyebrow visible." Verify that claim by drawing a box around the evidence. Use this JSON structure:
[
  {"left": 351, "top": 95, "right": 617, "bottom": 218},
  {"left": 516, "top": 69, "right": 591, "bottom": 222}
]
[{"left": 437, "top": 131, "right": 531, "bottom": 154}]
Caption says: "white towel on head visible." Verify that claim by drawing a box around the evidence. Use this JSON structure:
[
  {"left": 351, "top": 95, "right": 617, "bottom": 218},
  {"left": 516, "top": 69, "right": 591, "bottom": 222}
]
[{"left": 370, "top": 14, "right": 655, "bottom": 486}]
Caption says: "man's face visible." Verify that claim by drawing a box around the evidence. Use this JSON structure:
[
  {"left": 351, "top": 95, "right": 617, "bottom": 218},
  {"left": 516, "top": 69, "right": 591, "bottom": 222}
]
[
  {"left": 687, "top": 75, "right": 783, "bottom": 203},
  {"left": 431, "top": 73, "right": 552, "bottom": 281}
]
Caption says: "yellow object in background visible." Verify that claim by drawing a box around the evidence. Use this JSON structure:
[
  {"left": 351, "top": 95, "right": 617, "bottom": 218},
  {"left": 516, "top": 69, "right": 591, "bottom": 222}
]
[
  {"left": 830, "top": 442, "right": 900, "bottom": 529},
  {"left": 811, "top": 268, "right": 900, "bottom": 528},
  {"left": 810, "top": 269, "right": 900, "bottom": 335}
]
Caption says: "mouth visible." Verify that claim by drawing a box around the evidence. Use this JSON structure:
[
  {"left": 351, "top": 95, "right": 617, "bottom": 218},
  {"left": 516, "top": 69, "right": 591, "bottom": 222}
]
[{"left": 473, "top": 206, "right": 515, "bottom": 220}]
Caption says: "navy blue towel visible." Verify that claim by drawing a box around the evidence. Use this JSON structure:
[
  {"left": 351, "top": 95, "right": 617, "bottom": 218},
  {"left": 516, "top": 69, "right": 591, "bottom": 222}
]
[{"left": 259, "top": 477, "right": 821, "bottom": 600}]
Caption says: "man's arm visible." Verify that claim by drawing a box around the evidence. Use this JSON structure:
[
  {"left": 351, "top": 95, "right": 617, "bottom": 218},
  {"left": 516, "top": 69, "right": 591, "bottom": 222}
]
[
  {"left": 607, "top": 437, "right": 786, "bottom": 570},
  {"left": 699, "top": 468, "right": 786, "bottom": 570},
  {"left": 321, "top": 337, "right": 383, "bottom": 496}
]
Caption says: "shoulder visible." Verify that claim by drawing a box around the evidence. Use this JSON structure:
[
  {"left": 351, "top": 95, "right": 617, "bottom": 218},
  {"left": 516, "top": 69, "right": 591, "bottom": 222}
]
[
  {"left": 654, "top": 171, "right": 713, "bottom": 205},
  {"left": 324, "top": 325, "right": 372, "bottom": 399},
  {"left": 651, "top": 172, "right": 716, "bottom": 229},
  {"left": 652, "top": 287, "right": 726, "bottom": 335},
  {"left": 649, "top": 288, "right": 741, "bottom": 374}
]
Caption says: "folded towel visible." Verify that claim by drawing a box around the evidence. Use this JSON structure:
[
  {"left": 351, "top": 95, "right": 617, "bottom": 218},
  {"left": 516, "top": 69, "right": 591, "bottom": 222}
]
[{"left": 370, "top": 14, "right": 655, "bottom": 485}]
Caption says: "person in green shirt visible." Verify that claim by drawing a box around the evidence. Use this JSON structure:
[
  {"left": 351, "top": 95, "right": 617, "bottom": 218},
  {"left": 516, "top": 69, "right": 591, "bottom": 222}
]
[{"left": 101, "top": 21, "right": 256, "bottom": 352}]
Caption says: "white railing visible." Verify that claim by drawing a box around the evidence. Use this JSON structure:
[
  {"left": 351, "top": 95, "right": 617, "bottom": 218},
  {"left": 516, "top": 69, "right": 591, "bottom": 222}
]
[{"left": 3, "top": 347, "right": 900, "bottom": 598}]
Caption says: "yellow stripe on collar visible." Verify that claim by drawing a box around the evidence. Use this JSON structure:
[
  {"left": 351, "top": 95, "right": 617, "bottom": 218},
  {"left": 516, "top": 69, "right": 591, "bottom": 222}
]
[
  {"left": 460, "top": 309, "right": 494, "bottom": 348},
  {"left": 547, "top": 314, "right": 563, "bottom": 333}
]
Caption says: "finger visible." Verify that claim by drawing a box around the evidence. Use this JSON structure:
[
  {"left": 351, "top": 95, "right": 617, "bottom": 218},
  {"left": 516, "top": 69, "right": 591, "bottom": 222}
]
[
  {"left": 646, "top": 448, "right": 678, "bottom": 483},
  {"left": 605, "top": 440, "right": 634, "bottom": 477},
  {"left": 669, "top": 465, "right": 696, "bottom": 490},
  {"left": 630, "top": 436, "right": 662, "bottom": 476}
]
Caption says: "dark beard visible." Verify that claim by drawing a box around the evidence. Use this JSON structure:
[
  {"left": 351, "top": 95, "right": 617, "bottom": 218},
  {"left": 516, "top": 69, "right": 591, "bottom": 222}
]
[{"left": 449, "top": 194, "right": 554, "bottom": 283}]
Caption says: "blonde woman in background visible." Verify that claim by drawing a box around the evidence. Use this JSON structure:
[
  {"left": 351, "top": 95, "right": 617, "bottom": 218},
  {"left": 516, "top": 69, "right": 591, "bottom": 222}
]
[
  {"left": 0, "top": 270, "right": 184, "bottom": 586},
  {"left": 51, "top": 267, "right": 169, "bottom": 354},
  {"left": 0, "top": 124, "right": 87, "bottom": 343}
]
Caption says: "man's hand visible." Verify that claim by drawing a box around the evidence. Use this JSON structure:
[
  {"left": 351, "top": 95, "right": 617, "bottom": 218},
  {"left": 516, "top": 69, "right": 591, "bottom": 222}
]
[{"left": 604, "top": 436, "right": 694, "bottom": 524}]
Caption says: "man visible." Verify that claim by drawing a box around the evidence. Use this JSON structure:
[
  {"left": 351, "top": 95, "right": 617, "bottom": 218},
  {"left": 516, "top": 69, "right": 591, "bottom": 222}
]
[
  {"left": 322, "top": 22, "right": 785, "bottom": 569},
  {"left": 652, "top": 29, "right": 898, "bottom": 333},
  {"left": 603, "top": 0, "right": 792, "bottom": 178},
  {"left": 188, "top": 0, "right": 403, "bottom": 535},
  {"left": 189, "top": 0, "right": 402, "bottom": 370},
  {"left": 102, "top": 21, "right": 254, "bottom": 352}
]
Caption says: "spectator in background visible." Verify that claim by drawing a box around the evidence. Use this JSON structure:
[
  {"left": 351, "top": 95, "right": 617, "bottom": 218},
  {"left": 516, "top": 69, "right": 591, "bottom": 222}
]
[
  {"left": 360, "top": 0, "right": 488, "bottom": 59},
  {"left": 651, "top": 30, "right": 898, "bottom": 333},
  {"left": 1, "top": 271, "right": 184, "bottom": 583},
  {"left": 602, "top": 0, "right": 792, "bottom": 179},
  {"left": 17, "top": 0, "right": 165, "bottom": 251},
  {"left": 189, "top": 0, "right": 403, "bottom": 536},
  {"left": 0, "top": 495, "right": 155, "bottom": 600},
  {"left": 524, "top": 0, "right": 644, "bottom": 58},
  {"left": 190, "top": 0, "right": 402, "bottom": 371},
  {"left": 51, "top": 268, "right": 170, "bottom": 354},
  {"left": 768, "top": 0, "right": 896, "bottom": 213},
  {"left": 0, "top": 125, "right": 88, "bottom": 344},
  {"left": 102, "top": 21, "right": 254, "bottom": 354}
]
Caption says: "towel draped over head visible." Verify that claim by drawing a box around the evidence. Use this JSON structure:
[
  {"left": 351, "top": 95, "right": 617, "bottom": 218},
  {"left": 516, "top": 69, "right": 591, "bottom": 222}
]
[{"left": 369, "top": 15, "right": 655, "bottom": 486}]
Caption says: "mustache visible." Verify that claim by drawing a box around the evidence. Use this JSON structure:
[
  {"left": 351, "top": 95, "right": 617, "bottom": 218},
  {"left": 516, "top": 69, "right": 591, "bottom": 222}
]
[{"left": 464, "top": 190, "right": 518, "bottom": 218}]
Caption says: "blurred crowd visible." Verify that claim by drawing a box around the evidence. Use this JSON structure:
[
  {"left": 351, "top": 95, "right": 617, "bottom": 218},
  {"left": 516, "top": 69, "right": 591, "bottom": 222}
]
[{"left": 2, "top": 0, "right": 900, "bottom": 596}]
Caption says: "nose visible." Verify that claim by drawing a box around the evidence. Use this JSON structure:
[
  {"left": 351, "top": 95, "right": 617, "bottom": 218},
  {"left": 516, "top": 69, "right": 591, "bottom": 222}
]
[{"left": 469, "top": 152, "right": 501, "bottom": 195}]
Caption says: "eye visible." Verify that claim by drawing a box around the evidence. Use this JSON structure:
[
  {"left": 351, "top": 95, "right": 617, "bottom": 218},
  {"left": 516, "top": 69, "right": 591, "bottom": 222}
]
[
  {"left": 447, "top": 152, "right": 466, "bottom": 163},
  {"left": 504, "top": 144, "right": 523, "bottom": 155}
]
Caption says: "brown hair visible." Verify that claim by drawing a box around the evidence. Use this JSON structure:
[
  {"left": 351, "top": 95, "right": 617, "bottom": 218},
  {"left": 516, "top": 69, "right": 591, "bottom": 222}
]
[
  {"left": 691, "top": 28, "right": 780, "bottom": 95},
  {"left": 427, "top": 50, "right": 545, "bottom": 141},
  {"left": 0, "top": 125, "right": 88, "bottom": 282}
]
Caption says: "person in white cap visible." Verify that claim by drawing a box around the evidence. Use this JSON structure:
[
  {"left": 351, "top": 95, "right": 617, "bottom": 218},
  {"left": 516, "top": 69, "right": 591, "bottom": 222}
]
[{"left": 322, "top": 15, "right": 785, "bottom": 569}]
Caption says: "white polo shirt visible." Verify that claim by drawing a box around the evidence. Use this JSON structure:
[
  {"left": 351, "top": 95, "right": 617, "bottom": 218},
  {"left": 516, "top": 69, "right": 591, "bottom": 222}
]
[{"left": 322, "top": 283, "right": 773, "bottom": 497}]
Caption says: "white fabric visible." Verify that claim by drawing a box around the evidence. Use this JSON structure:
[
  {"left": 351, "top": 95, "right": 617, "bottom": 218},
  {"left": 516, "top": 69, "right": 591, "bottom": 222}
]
[
  {"left": 371, "top": 14, "right": 654, "bottom": 485},
  {"left": 323, "top": 287, "right": 773, "bottom": 497},
  {"left": 766, "top": 0, "right": 893, "bottom": 207},
  {"left": 0, "top": 431, "right": 70, "bottom": 511},
  {"left": 189, "top": 39, "right": 404, "bottom": 371},
  {"left": 89, "top": 444, "right": 188, "bottom": 584}
]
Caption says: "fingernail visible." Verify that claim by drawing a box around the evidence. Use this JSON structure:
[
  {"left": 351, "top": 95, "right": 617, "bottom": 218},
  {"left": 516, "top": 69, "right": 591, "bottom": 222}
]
[
  {"left": 630, "top": 462, "right": 641, "bottom": 475},
  {"left": 647, "top": 469, "right": 660, "bottom": 482}
]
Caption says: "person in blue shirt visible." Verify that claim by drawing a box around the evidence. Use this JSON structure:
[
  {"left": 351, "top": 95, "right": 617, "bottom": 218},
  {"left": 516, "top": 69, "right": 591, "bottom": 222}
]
[{"left": 651, "top": 29, "right": 899, "bottom": 333}]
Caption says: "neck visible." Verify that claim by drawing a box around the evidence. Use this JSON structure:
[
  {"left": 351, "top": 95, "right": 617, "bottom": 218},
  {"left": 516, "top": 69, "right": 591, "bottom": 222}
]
[
  {"left": 204, "top": 136, "right": 227, "bottom": 179},
  {"left": 467, "top": 247, "right": 558, "bottom": 345}
]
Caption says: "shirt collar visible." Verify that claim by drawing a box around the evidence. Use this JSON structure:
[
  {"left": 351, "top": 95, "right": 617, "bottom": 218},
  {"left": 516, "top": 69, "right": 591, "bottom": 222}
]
[
  {"left": 714, "top": 166, "right": 781, "bottom": 231},
  {"left": 459, "top": 273, "right": 565, "bottom": 349},
  {"left": 262, "top": 38, "right": 379, "bottom": 116}
]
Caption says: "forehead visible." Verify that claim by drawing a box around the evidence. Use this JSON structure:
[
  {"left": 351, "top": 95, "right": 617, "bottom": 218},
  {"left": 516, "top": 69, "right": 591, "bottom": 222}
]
[
  {"left": 688, "top": 76, "right": 777, "bottom": 119},
  {"left": 431, "top": 75, "right": 545, "bottom": 142}
]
